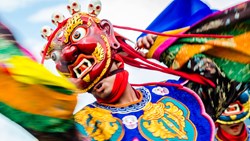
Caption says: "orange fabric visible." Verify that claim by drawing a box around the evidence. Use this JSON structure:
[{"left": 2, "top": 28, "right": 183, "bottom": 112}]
[
  {"left": 206, "top": 32, "right": 250, "bottom": 64},
  {"left": 172, "top": 44, "right": 212, "bottom": 69},
  {"left": 173, "top": 31, "right": 250, "bottom": 69},
  {"left": 0, "top": 68, "right": 77, "bottom": 119}
]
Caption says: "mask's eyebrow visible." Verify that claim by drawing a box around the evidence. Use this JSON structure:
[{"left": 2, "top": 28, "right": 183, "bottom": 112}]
[{"left": 64, "top": 14, "right": 83, "bottom": 43}]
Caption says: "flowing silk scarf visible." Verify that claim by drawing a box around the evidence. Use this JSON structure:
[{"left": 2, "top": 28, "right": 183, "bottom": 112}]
[{"left": 96, "top": 55, "right": 129, "bottom": 103}]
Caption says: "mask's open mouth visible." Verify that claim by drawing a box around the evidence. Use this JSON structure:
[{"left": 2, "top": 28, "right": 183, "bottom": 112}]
[{"left": 69, "top": 54, "right": 96, "bottom": 79}]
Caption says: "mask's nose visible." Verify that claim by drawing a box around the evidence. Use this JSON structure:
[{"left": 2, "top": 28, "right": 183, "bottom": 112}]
[{"left": 61, "top": 45, "right": 78, "bottom": 63}]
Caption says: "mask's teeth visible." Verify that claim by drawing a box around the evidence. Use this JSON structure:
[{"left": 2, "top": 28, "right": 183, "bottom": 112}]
[{"left": 73, "top": 58, "right": 92, "bottom": 78}]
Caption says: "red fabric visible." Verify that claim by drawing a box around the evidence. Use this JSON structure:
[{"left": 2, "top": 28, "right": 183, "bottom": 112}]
[
  {"left": 109, "top": 70, "right": 129, "bottom": 103},
  {"left": 116, "top": 35, "right": 215, "bottom": 88},
  {"left": 216, "top": 124, "right": 248, "bottom": 141},
  {"left": 96, "top": 55, "right": 129, "bottom": 104}
]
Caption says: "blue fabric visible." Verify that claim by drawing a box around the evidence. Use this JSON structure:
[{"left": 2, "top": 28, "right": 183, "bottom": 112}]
[
  {"left": 137, "top": 0, "right": 218, "bottom": 39},
  {"left": 76, "top": 79, "right": 214, "bottom": 141}
]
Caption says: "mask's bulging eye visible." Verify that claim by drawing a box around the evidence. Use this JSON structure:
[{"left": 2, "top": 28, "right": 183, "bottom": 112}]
[
  {"left": 72, "top": 27, "right": 86, "bottom": 42},
  {"left": 51, "top": 50, "right": 61, "bottom": 62}
]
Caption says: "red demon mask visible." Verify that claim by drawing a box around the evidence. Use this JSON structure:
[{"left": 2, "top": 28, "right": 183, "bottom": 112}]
[{"left": 41, "top": 11, "right": 120, "bottom": 92}]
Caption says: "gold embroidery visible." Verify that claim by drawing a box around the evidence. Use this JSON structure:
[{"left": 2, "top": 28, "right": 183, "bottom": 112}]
[
  {"left": 142, "top": 102, "right": 188, "bottom": 140},
  {"left": 75, "top": 107, "right": 119, "bottom": 140}
]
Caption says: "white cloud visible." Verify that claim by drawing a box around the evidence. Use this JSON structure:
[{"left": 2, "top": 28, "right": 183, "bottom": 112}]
[
  {"left": 23, "top": 37, "right": 43, "bottom": 59},
  {"left": 0, "top": 0, "right": 37, "bottom": 12},
  {"left": 27, "top": 4, "right": 69, "bottom": 23},
  {"left": 27, "top": 0, "right": 91, "bottom": 23},
  {"left": 98, "top": 0, "right": 170, "bottom": 42}
]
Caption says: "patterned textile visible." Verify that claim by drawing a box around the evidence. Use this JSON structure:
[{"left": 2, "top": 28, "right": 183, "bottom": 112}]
[
  {"left": 147, "top": 1, "right": 250, "bottom": 120},
  {"left": 75, "top": 79, "right": 215, "bottom": 141}
]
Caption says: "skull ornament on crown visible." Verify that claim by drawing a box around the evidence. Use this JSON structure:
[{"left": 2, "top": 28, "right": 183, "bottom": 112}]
[{"left": 40, "top": 0, "right": 120, "bottom": 92}]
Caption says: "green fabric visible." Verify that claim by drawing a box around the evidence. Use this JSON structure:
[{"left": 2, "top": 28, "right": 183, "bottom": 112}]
[
  {"left": 160, "top": 39, "right": 207, "bottom": 68},
  {"left": 212, "top": 57, "right": 250, "bottom": 82},
  {"left": 160, "top": 20, "right": 250, "bottom": 82},
  {"left": 0, "top": 38, "right": 24, "bottom": 60},
  {"left": 0, "top": 102, "right": 74, "bottom": 133},
  {"left": 160, "top": 43, "right": 182, "bottom": 67},
  {"left": 45, "top": 85, "right": 74, "bottom": 95}
]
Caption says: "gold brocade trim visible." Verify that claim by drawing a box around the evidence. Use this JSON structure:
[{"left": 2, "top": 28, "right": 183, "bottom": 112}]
[
  {"left": 140, "top": 101, "right": 188, "bottom": 140},
  {"left": 64, "top": 13, "right": 83, "bottom": 43},
  {"left": 75, "top": 106, "right": 124, "bottom": 141}
]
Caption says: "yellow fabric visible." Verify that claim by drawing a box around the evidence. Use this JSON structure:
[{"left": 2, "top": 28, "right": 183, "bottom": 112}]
[
  {"left": 173, "top": 31, "right": 250, "bottom": 69},
  {"left": 0, "top": 56, "right": 78, "bottom": 119},
  {"left": 0, "top": 69, "right": 77, "bottom": 119},
  {"left": 3, "top": 56, "right": 77, "bottom": 89},
  {"left": 147, "top": 27, "right": 190, "bottom": 58}
]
